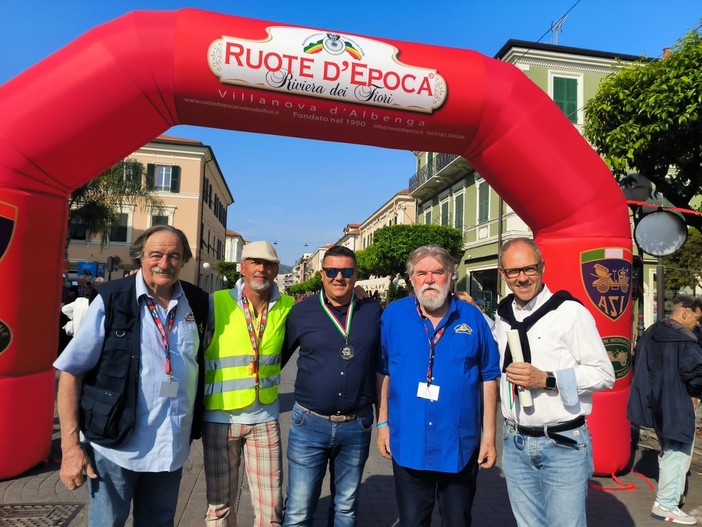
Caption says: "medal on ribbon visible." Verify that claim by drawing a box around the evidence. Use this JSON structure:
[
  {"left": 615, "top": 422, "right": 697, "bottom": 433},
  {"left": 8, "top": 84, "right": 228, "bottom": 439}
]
[{"left": 319, "top": 291, "right": 356, "bottom": 360}]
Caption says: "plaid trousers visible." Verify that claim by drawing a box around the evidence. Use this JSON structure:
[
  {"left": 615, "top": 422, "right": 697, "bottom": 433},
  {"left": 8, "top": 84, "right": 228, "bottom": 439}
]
[{"left": 203, "top": 420, "right": 284, "bottom": 526}]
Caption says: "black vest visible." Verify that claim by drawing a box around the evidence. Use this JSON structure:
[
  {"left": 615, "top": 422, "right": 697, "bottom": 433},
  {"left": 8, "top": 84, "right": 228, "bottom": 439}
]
[{"left": 80, "top": 275, "right": 208, "bottom": 447}]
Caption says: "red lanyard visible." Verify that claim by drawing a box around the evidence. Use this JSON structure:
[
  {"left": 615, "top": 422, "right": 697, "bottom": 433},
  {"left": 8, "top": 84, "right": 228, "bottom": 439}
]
[
  {"left": 414, "top": 296, "right": 446, "bottom": 386},
  {"left": 144, "top": 297, "right": 177, "bottom": 378},
  {"left": 241, "top": 293, "right": 268, "bottom": 377}
]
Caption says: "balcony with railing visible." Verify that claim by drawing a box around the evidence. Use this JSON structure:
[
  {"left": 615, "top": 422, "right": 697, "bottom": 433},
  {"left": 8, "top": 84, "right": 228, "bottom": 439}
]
[{"left": 408, "top": 153, "right": 472, "bottom": 201}]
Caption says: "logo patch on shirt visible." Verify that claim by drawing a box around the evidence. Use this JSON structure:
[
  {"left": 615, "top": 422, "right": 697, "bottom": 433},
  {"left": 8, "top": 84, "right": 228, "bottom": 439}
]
[
  {"left": 454, "top": 323, "right": 473, "bottom": 334},
  {"left": 184, "top": 312, "right": 196, "bottom": 322}
]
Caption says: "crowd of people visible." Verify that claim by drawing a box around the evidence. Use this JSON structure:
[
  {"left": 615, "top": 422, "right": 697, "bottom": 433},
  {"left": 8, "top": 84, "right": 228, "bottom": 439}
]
[{"left": 53, "top": 226, "right": 701, "bottom": 526}]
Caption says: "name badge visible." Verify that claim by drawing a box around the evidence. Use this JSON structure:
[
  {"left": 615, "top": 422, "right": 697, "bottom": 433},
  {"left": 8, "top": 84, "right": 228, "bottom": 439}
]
[
  {"left": 417, "top": 382, "right": 440, "bottom": 401},
  {"left": 160, "top": 380, "right": 180, "bottom": 398}
]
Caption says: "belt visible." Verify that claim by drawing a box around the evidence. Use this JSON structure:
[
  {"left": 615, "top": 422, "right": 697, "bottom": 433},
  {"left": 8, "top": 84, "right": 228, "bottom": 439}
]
[
  {"left": 510, "top": 416, "right": 586, "bottom": 445},
  {"left": 297, "top": 404, "right": 369, "bottom": 423}
]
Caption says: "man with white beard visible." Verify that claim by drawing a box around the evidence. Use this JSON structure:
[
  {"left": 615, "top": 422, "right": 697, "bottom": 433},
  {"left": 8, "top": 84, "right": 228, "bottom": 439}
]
[
  {"left": 376, "top": 245, "right": 500, "bottom": 527},
  {"left": 202, "top": 241, "right": 295, "bottom": 526}
]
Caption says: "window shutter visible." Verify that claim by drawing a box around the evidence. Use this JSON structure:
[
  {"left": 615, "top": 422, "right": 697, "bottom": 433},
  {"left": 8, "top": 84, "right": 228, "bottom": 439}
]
[
  {"left": 146, "top": 164, "right": 155, "bottom": 190},
  {"left": 553, "top": 77, "right": 578, "bottom": 123},
  {"left": 170, "top": 166, "right": 181, "bottom": 193}
]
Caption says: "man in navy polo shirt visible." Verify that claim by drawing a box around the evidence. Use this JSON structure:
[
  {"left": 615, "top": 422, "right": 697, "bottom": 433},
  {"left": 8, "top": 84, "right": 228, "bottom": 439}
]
[
  {"left": 282, "top": 245, "right": 382, "bottom": 527},
  {"left": 376, "top": 244, "right": 500, "bottom": 527}
]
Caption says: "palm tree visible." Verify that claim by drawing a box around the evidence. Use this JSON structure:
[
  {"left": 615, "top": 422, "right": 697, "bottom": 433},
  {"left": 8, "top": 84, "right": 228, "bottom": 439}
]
[{"left": 66, "top": 159, "right": 163, "bottom": 251}]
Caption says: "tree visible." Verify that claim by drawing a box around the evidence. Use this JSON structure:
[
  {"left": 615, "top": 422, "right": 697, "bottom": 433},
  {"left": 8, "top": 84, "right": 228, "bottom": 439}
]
[
  {"left": 355, "top": 245, "right": 379, "bottom": 279},
  {"left": 584, "top": 23, "right": 702, "bottom": 230},
  {"left": 287, "top": 271, "right": 322, "bottom": 295},
  {"left": 67, "top": 159, "right": 163, "bottom": 250},
  {"left": 664, "top": 227, "right": 702, "bottom": 294},
  {"left": 359, "top": 224, "right": 464, "bottom": 277},
  {"left": 215, "top": 261, "right": 240, "bottom": 287}
]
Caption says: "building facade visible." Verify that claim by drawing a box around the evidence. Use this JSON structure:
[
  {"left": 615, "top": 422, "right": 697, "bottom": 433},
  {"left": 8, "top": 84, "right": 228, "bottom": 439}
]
[
  {"left": 410, "top": 40, "right": 642, "bottom": 316},
  {"left": 66, "top": 135, "right": 233, "bottom": 292},
  {"left": 358, "top": 190, "right": 416, "bottom": 249},
  {"left": 225, "top": 229, "right": 245, "bottom": 264}
]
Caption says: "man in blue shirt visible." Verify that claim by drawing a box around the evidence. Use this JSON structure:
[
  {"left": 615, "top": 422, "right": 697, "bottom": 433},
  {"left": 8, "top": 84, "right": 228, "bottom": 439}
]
[
  {"left": 282, "top": 245, "right": 382, "bottom": 527},
  {"left": 377, "top": 244, "right": 500, "bottom": 527},
  {"left": 54, "top": 225, "right": 208, "bottom": 527}
]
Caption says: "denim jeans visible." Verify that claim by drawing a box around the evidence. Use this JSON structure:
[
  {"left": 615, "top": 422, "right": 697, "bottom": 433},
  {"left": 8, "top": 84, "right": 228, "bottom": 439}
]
[
  {"left": 501, "top": 420, "right": 594, "bottom": 527},
  {"left": 656, "top": 436, "right": 693, "bottom": 509},
  {"left": 283, "top": 403, "right": 373, "bottom": 527},
  {"left": 87, "top": 446, "right": 182, "bottom": 527}
]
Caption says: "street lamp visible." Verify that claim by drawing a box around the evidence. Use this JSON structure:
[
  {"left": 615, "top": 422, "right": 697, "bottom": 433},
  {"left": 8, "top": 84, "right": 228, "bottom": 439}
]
[
  {"left": 202, "top": 261, "right": 212, "bottom": 293},
  {"left": 620, "top": 173, "right": 687, "bottom": 333}
]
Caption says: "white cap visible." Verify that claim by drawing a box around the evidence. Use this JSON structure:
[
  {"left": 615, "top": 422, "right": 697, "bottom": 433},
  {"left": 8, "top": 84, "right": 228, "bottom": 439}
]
[{"left": 241, "top": 241, "right": 280, "bottom": 263}]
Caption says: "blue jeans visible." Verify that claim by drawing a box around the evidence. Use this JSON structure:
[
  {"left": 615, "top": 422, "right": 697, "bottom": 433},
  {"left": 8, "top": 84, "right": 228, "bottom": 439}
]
[
  {"left": 656, "top": 436, "right": 693, "bottom": 509},
  {"left": 501, "top": 420, "right": 593, "bottom": 527},
  {"left": 283, "top": 403, "right": 373, "bottom": 527},
  {"left": 87, "top": 446, "right": 183, "bottom": 527}
]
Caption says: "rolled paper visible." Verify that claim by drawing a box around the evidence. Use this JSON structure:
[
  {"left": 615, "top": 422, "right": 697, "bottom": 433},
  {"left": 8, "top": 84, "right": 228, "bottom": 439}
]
[{"left": 506, "top": 329, "right": 534, "bottom": 408}]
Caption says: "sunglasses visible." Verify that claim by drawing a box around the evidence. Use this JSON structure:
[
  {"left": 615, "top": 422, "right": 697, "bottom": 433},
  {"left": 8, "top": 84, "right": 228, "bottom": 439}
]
[{"left": 322, "top": 267, "right": 355, "bottom": 279}]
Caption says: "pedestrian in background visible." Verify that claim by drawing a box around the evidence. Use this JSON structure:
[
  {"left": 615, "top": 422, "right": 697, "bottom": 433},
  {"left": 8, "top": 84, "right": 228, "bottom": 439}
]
[
  {"left": 376, "top": 244, "right": 500, "bottom": 526},
  {"left": 282, "top": 245, "right": 382, "bottom": 526},
  {"left": 202, "top": 241, "right": 294, "bottom": 526},
  {"left": 628, "top": 294, "right": 702, "bottom": 525},
  {"left": 61, "top": 281, "right": 92, "bottom": 337}
]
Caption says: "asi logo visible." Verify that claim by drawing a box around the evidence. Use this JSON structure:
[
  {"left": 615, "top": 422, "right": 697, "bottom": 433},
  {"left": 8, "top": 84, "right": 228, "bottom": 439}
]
[
  {"left": 0, "top": 201, "right": 17, "bottom": 263},
  {"left": 0, "top": 319, "right": 11, "bottom": 356},
  {"left": 581, "top": 248, "right": 632, "bottom": 321}
]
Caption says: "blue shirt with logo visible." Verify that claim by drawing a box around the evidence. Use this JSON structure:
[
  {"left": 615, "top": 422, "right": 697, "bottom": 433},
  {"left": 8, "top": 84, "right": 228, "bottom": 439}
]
[{"left": 379, "top": 294, "right": 500, "bottom": 473}]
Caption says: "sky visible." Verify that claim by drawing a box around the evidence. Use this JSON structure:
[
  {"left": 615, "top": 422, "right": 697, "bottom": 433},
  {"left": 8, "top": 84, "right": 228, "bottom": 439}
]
[{"left": 1, "top": 1, "right": 700, "bottom": 266}]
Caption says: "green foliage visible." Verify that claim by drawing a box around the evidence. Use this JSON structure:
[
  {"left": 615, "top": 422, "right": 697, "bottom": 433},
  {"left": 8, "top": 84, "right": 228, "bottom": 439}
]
[
  {"left": 68, "top": 159, "right": 163, "bottom": 249},
  {"left": 355, "top": 246, "right": 379, "bottom": 279},
  {"left": 584, "top": 23, "right": 702, "bottom": 230},
  {"left": 363, "top": 224, "right": 464, "bottom": 277},
  {"left": 664, "top": 227, "right": 702, "bottom": 293},
  {"left": 287, "top": 271, "right": 322, "bottom": 295},
  {"left": 215, "top": 261, "right": 240, "bottom": 287}
]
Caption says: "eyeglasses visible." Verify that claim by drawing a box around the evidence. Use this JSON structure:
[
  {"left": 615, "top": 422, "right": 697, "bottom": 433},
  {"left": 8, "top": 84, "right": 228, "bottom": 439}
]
[
  {"left": 322, "top": 267, "right": 355, "bottom": 279},
  {"left": 501, "top": 263, "right": 541, "bottom": 279}
]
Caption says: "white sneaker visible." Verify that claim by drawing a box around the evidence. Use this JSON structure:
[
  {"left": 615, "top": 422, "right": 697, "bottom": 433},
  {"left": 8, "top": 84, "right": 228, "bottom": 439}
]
[{"left": 652, "top": 501, "right": 697, "bottom": 525}]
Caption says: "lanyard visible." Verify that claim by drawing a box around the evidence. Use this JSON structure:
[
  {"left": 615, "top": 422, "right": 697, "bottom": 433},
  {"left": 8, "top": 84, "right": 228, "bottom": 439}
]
[
  {"left": 241, "top": 293, "right": 268, "bottom": 377},
  {"left": 144, "top": 297, "right": 177, "bottom": 379},
  {"left": 414, "top": 296, "right": 446, "bottom": 386},
  {"left": 319, "top": 291, "right": 355, "bottom": 344}
]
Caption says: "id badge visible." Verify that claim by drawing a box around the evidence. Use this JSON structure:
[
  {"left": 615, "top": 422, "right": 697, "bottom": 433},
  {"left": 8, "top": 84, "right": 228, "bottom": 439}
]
[
  {"left": 417, "top": 382, "right": 440, "bottom": 401},
  {"left": 159, "top": 380, "right": 180, "bottom": 398}
]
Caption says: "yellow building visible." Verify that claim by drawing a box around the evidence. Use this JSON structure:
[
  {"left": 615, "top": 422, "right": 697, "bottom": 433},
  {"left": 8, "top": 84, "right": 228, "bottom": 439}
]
[{"left": 66, "top": 135, "right": 233, "bottom": 292}]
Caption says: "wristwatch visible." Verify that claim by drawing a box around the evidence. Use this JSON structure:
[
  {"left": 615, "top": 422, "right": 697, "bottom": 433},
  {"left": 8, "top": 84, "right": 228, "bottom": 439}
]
[{"left": 545, "top": 371, "right": 557, "bottom": 391}]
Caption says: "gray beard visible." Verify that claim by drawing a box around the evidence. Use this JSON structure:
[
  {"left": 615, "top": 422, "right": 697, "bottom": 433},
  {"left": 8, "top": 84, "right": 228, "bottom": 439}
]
[
  {"left": 248, "top": 279, "right": 271, "bottom": 293},
  {"left": 416, "top": 284, "right": 449, "bottom": 312}
]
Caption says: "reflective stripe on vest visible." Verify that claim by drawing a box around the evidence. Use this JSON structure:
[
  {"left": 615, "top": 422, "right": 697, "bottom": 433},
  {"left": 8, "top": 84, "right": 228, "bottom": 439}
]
[{"left": 204, "top": 289, "right": 294, "bottom": 411}]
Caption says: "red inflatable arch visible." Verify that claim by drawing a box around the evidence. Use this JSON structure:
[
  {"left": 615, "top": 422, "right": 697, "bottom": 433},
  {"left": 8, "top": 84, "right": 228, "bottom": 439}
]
[{"left": 0, "top": 9, "right": 632, "bottom": 479}]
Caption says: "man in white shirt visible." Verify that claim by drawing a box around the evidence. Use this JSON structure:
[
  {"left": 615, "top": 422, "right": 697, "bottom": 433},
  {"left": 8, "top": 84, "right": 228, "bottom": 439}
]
[{"left": 493, "top": 237, "right": 615, "bottom": 527}]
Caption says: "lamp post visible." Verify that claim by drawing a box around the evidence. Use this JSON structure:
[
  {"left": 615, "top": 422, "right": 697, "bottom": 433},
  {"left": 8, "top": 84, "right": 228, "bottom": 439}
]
[
  {"left": 202, "top": 261, "right": 212, "bottom": 293},
  {"left": 620, "top": 173, "right": 652, "bottom": 340},
  {"left": 620, "top": 173, "right": 688, "bottom": 333}
]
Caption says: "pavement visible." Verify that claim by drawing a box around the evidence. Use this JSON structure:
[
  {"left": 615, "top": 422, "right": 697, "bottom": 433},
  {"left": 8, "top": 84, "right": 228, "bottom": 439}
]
[{"left": 2, "top": 364, "right": 702, "bottom": 526}]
